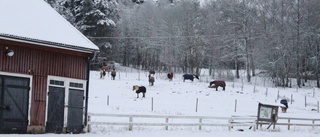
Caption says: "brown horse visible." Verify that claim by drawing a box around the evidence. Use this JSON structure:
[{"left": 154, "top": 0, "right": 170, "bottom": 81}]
[
  {"left": 132, "top": 85, "right": 146, "bottom": 98},
  {"left": 209, "top": 80, "right": 226, "bottom": 91},
  {"left": 167, "top": 72, "right": 173, "bottom": 81},
  {"left": 100, "top": 65, "right": 110, "bottom": 79},
  {"left": 102, "top": 65, "right": 110, "bottom": 72}
]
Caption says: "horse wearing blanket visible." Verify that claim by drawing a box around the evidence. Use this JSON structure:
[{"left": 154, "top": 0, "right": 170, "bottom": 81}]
[
  {"left": 132, "top": 85, "right": 146, "bottom": 98},
  {"left": 182, "top": 74, "right": 199, "bottom": 82},
  {"left": 148, "top": 74, "right": 155, "bottom": 86}
]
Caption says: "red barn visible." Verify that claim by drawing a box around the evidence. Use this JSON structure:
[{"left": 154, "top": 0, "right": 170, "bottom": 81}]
[{"left": 0, "top": 0, "right": 99, "bottom": 134}]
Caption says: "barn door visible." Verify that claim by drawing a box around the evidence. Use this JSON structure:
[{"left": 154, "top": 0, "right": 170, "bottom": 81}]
[
  {"left": 46, "top": 86, "right": 65, "bottom": 133},
  {"left": 67, "top": 89, "right": 84, "bottom": 133},
  {"left": 0, "top": 75, "right": 30, "bottom": 134}
]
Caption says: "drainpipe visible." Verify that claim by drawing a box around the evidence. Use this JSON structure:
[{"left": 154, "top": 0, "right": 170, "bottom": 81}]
[{"left": 84, "top": 52, "right": 95, "bottom": 128}]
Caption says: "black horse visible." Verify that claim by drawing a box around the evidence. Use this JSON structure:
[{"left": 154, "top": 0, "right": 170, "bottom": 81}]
[
  {"left": 183, "top": 74, "right": 199, "bottom": 82},
  {"left": 132, "top": 85, "right": 147, "bottom": 98}
]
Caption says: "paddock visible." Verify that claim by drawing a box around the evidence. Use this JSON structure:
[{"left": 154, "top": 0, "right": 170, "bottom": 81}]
[{"left": 89, "top": 68, "right": 320, "bottom": 133}]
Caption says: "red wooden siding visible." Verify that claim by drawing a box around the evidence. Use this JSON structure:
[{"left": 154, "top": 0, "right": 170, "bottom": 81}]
[{"left": 0, "top": 39, "right": 92, "bottom": 126}]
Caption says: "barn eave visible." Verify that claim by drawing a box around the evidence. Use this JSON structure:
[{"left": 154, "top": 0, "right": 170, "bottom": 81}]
[{"left": 0, "top": 33, "right": 99, "bottom": 54}]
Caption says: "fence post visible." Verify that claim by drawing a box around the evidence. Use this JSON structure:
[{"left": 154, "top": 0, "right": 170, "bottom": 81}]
[
  {"left": 165, "top": 118, "right": 169, "bottom": 130},
  {"left": 288, "top": 119, "right": 290, "bottom": 130},
  {"left": 199, "top": 118, "right": 202, "bottom": 130},
  {"left": 318, "top": 101, "right": 319, "bottom": 113},
  {"left": 232, "top": 81, "right": 234, "bottom": 88},
  {"left": 87, "top": 115, "right": 91, "bottom": 133},
  {"left": 129, "top": 117, "right": 133, "bottom": 131},
  {"left": 228, "top": 117, "right": 233, "bottom": 131},
  {"left": 312, "top": 120, "right": 315, "bottom": 129},
  {"left": 234, "top": 99, "right": 237, "bottom": 112},
  {"left": 291, "top": 94, "right": 293, "bottom": 104},
  {"left": 313, "top": 88, "right": 315, "bottom": 98},
  {"left": 277, "top": 90, "right": 279, "bottom": 100},
  {"left": 106, "top": 95, "right": 109, "bottom": 106},
  {"left": 195, "top": 98, "right": 199, "bottom": 112},
  {"left": 305, "top": 96, "right": 307, "bottom": 107},
  {"left": 265, "top": 88, "right": 268, "bottom": 97},
  {"left": 151, "top": 97, "right": 153, "bottom": 111}
]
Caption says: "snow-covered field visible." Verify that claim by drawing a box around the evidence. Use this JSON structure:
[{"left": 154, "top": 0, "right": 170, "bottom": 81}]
[{"left": 1, "top": 67, "right": 320, "bottom": 137}]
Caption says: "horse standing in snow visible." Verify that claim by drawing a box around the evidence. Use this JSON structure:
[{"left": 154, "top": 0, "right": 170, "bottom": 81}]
[
  {"left": 148, "top": 74, "right": 155, "bottom": 86},
  {"left": 167, "top": 72, "right": 173, "bottom": 81},
  {"left": 208, "top": 80, "right": 226, "bottom": 91},
  {"left": 182, "top": 74, "right": 199, "bottom": 82},
  {"left": 132, "top": 85, "right": 146, "bottom": 98}
]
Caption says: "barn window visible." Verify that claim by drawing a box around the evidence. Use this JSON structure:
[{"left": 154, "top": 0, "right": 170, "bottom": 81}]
[
  {"left": 69, "top": 82, "right": 83, "bottom": 88},
  {"left": 50, "top": 80, "right": 64, "bottom": 86}
]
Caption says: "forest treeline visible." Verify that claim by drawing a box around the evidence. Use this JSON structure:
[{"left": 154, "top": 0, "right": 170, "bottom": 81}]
[{"left": 46, "top": 0, "right": 320, "bottom": 88}]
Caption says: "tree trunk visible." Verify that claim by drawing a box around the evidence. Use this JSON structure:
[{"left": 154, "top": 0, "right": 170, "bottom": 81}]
[
  {"left": 245, "top": 37, "right": 251, "bottom": 82},
  {"left": 316, "top": 38, "right": 320, "bottom": 88}
]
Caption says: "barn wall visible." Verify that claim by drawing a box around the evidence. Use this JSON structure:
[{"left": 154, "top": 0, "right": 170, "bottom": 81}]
[{"left": 0, "top": 39, "right": 91, "bottom": 126}]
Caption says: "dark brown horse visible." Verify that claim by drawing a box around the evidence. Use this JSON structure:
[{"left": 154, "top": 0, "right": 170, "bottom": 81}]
[
  {"left": 167, "top": 72, "right": 173, "bottom": 81},
  {"left": 209, "top": 80, "right": 226, "bottom": 91}
]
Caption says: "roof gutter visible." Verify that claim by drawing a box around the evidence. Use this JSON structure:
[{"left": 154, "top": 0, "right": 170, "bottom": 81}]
[{"left": 84, "top": 51, "right": 95, "bottom": 130}]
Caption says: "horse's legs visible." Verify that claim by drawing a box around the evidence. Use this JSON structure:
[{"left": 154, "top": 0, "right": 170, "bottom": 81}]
[
  {"left": 137, "top": 93, "right": 139, "bottom": 98},
  {"left": 223, "top": 86, "right": 225, "bottom": 91},
  {"left": 216, "top": 87, "right": 218, "bottom": 91},
  {"left": 142, "top": 93, "right": 145, "bottom": 98}
]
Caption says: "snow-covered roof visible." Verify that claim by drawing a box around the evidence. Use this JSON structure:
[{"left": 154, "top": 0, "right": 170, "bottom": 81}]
[{"left": 0, "top": 0, "right": 99, "bottom": 53}]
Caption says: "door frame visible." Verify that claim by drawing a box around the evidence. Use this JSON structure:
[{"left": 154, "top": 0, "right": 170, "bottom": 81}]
[
  {"left": 45, "top": 75, "right": 87, "bottom": 129},
  {"left": 0, "top": 71, "right": 33, "bottom": 125}
]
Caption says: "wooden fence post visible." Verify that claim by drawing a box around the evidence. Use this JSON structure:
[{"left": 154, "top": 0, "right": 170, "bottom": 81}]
[
  {"left": 165, "top": 118, "right": 169, "bottom": 130},
  {"left": 129, "top": 117, "right": 133, "bottom": 131},
  {"left": 106, "top": 95, "right": 109, "bottom": 106},
  {"left": 288, "top": 119, "right": 291, "bottom": 130},
  {"left": 195, "top": 98, "right": 199, "bottom": 112},
  {"left": 87, "top": 115, "right": 91, "bottom": 133},
  {"left": 265, "top": 88, "right": 268, "bottom": 97},
  {"left": 313, "top": 88, "right": 315, "bottom": 98},
  {"left": 151, "top": 97, "right": 153, "bottom": 111},
  {"left": 234, "top": 99, "right": 237, "bottom": 112},
  {"left": 199, "top": 118, "right": 202, "bottom": 130},
  {"left": 305, "top": 96, "right": 307, "bottom": 107},
  {"left": 318, "top": 101, "right": 319, "bottom": 113}
]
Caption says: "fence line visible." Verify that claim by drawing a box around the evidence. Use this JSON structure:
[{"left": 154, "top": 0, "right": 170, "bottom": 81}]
[
  {"left": 87, "top": 113, "right": 320, "bottom": 132},
  {"left": 257, "top": 117, "right": 320, "bottom": 130},
  {"left": 87, "top": 113, "right": 256, "bottom": 132}
]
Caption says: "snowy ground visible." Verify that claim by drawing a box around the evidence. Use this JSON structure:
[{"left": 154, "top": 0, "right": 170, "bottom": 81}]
[{"left": 1, "top": 67, "right": 320, "bottom": 137}]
